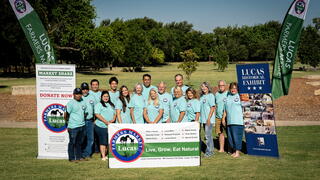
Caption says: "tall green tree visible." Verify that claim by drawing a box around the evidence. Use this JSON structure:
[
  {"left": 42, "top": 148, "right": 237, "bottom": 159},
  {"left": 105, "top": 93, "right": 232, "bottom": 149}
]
[
  {"left": 178, "top": 49, "right": 199, "bottom": 81},
  {"left": 298, "top": 26, "right": 320, "bottom": 68}
]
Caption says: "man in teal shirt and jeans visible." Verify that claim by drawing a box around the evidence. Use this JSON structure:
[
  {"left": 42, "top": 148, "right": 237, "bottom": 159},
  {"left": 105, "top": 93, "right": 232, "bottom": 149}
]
[{"left": 65, "top": 88, "right": 86, "bottom": 162}]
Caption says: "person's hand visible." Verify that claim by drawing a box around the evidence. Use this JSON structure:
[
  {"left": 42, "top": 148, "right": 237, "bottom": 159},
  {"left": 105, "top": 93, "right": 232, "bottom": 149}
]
[
  {"left": 222, "top": 120, "right": 226, "bottom": 127},
  {"left": 206, "top": 120, "right": 210, "bottom": 127}
]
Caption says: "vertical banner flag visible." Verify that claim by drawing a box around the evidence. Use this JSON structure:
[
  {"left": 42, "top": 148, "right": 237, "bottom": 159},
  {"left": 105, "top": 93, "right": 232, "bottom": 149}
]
[
  {"left": 272, "top": 0, "right": 310, "bottom": 99},
  {"left": 36, "top": 64, "right": 75, "bottom": 159},
  {"left": 237, "top": 64, "right": 279, "bottom": 157},
  {"left": 8, "top": 0, "right": 56, "bottom": 64},
  {"left": 108, "top": 122, "right": 200, "bottom": 168}
]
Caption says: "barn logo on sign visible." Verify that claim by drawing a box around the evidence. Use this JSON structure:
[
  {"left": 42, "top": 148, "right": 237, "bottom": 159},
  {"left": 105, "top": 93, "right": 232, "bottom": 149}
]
[
  {"left": 14, "top": 0, "right": 26, "bottom": 13},
  {"left": 111, "top": 129, "right": 144, "bottom": 162},
  {"left": 295, "top": 0, "right": 306, "bottom": 14},
  {"left": 42, "top": 104, "right": 66, "bottom": 133}
]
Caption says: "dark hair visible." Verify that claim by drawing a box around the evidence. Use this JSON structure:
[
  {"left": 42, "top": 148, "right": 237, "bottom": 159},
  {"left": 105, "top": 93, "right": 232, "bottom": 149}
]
[
  {"left": 100, "top": 91, "right": 115, "bottom": 108},
  {"left": 119, "top": 85, "right": 130, "bottom": 112},
  {"left": 200, "top": 82, "right": 212, "bottom": 96},
  {"left": 186, "top": 88, "right": 198, "bottom": 100},
  {"left": 109, "top": 77, "right": 118, "bottom": 84},
  {"left": 229, "top": 82, "right": 239, "bottom": 91},
  {"left": 142, "top": 74, "right": 151, "bottom": 80},
  {"left": 175, "top": 74, "right": 183, "bottom": 79},
  {"left": 90, "top": 79, "right": 99, "bottom": 85}
]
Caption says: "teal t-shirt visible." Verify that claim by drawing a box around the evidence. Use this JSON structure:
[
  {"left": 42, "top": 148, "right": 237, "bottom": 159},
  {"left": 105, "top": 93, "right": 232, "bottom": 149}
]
[
  {"left": 66, "top": 99, "right": 86, "bottom": 129},
  {"left": 82, "top": 93, "right": 96, "bottom": 120},
  {"left": 142, "top": 85, "right": 158, "bottom": 101},
  {"left": 94, "top": 102, "right": 115, "bottom": 128},
  {"left": 109, "top": 90, "right": 119, "bottom": 105},
  {"left": 145, "top": 100, "right": 164, "bottom": 123},
  {"left": 128, "top": 94, "right": 146, "bottom": 124},
  {"left": 171, "top": 85, "right": 189, "bottom": 97},
  {"left": 224, "top": 93, "right": 244, "bottom": 125},
  {"left": 89, "top": 90, "right": 101, "bottom": 105},
  {"left": 158, "top": 92, "right": 172, "bottom": 122},
  {"left": 115, "top": 98, "right": 132, "bottom": 124},
  {"left": 215, "top": 91, "right": 228, "bottom": 119},
  {"left": 187, "top": 99, "right": 201, "bottom": 122},
  {"left": 170, "top": 96, "right": 188, "bottom": 123},
  {"left": 200, "top": 93, "right": 216, "bottom": 124}
]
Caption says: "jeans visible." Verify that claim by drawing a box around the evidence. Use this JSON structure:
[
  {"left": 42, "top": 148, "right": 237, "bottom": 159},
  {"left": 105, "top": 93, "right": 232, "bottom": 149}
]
[
  {"left": 82, "top": 120, "right": 94, "bottom": 158},
  {"left": 227, "top": 125, "right": 244, "bottom": 151},
  {"left": 68, "top": 126, "right": 84, "bottom": 160},
  {"left": 203, "top": 123, "right": 214, "bottom": 154}
]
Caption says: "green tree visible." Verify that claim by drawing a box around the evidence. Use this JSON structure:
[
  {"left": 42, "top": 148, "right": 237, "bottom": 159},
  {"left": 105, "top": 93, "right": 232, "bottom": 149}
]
[
  {"left": 150, "top": 47, "right": 165, "bottom": 64},
  {"left": 213, "top": 45, "right": 229, "bottom": 71},
  {"left": 178, "top": 49, "right": 199, "bottom": 81},
  {"left": 298, "top": 26, "right": 320, "bottom": 68}
]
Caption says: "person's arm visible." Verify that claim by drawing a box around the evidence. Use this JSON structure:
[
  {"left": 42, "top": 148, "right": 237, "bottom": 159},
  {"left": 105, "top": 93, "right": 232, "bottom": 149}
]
[
  {"left": 130, "top": 108, "right": 136, "bottom": 124},
  {"left": 154, "top": 109, "right": 164, "bottom": 124},
  {"left": 143, "top": 108, "right": 151, "bottom": 124},
  {"left": 110, "top": 113, "right": 117, "bottom": 123},
  {"left": 177, "top": 111, "right": 186, "bottom": 123},
  {"left": 95, "top": 113, "right": 110, "bottom": 126},
  {"left": 195, "top": 112, "right": 200, "bottom": 122},
  {"left": 206, "top": 106, "right": 215, "bottom": 126},
  {"left": 222, "top": 111, "right": 227, "bottom": 127},
  {"left": 64, "top": 111, "right": 69, "bottom": 124},
  {"left": 116, "top": 109, "right": 122, "bottom": 123}
]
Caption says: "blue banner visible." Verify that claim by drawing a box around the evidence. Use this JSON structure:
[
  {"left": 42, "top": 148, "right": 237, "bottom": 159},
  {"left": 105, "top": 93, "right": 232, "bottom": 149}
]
[
  {"left": 236, "top": 64, "right": 279, "bottom": 158},
  {"left": 236, "top": 64, "right": 271, "bottom": 94}
]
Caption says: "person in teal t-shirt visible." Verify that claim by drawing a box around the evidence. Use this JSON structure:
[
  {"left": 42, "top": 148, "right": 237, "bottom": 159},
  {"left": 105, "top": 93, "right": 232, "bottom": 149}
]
[
  {"left": 170, "top": 86, "right": 188, "bottom": 123},
  {"left": 200, "top": 82, "right": 216, "bottom": 157},
  {"left": 89, "top": 79, "right": 101, "bottom": 105},
  {"left": 80, "top": 82, "right": 96, "bottom": 159},
  {"left": 186, "top": 88, "right": 200, "bottom": 122},
  {"left": 116, "top": 85, "right": 132, "bottom": 124},
  {"left": 222, "top": 82, "right": 244, "bottom": 158},
  {"left": 128, "top": 83, "right": 146, "bottom": 124},
  {"left": 64, "top": 88, "right": 86, "bottom": 162},
  {"left": 142, "top": 74, "right": 158, "bottom": 101},
  {"left": 94, "top": 91, "right": 116, "bottom": 161},
  {"left": 158, "top": 81, "right": 172, "bottom": 123},
  {"left": 144, "top": 88, "right": 164, "bottom": 123},
  {"left": 108, "top": 76, "right": 120, "bottom": 105},
  {"left": 215, "top": 80, "right": 228, "bottom": 153},
  {"left": 170, "top": 74, "right": 189, "bottom": 97}
]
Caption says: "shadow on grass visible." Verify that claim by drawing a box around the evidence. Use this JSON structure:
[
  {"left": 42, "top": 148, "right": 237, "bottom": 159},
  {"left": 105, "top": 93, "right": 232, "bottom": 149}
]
[
  {"left": 200, "top": 138, "right": 247, "bottom": 154},
  {"left": 0, "top": 72, "right": 35, "bottom": 78},
  {"left": 0, "top": 85, "right": 8, "bottom": 88}
]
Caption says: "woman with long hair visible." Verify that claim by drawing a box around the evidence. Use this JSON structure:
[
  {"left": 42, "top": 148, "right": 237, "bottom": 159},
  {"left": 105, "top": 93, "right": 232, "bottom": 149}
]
[
  {"left": 116, "top": 85, "right": 132, "bottom": 123},
  {"left": 143, "top": 88, "right": 164, "bottom": 123},
  {"left": 94, "top": 91, "right": 116, "bottom": 161},
  {"left": 200, "top": 82, "right": 216, "bottom": 157},
  {"left": 186, "top": 88, "right": 200, "bottom": 122}
]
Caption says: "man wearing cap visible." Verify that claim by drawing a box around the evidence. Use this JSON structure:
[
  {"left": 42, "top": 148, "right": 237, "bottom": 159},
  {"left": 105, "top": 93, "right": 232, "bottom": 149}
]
[
  {"left": 80, "top": 82, "right": 96, "bottom": 159},
  {"left": 64, "top": 88, "right": 86, "bottom": 162},
  {"left": 108, "top": 77, "right": 120, "bottom": 105}
]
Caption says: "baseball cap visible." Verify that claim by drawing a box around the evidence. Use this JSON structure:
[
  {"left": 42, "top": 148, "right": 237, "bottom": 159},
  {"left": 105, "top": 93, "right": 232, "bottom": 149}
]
[
  {"left": 81, "top": 82, "right": 89, "bottom": 90},
  {"left": 73, "top": 88, "right": 82, "bottom": 94}
]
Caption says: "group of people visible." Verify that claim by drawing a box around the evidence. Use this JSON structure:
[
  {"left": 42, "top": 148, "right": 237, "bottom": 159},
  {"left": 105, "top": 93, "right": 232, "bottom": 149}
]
[{"left": 64, "top": 74, "right": 244, "bottom": 162}]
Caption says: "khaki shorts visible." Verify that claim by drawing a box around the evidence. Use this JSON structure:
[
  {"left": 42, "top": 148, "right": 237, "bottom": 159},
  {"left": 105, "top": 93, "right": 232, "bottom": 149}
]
[{"left": 215, "top": 118, "right": 226, "bottom": 134}]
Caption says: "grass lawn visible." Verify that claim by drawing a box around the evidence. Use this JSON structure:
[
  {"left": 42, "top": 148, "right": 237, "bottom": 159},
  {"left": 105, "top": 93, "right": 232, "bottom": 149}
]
[
  {"left": 0, "top": 62, "right": 319, "bottom": 94},
  {"left": 0, "top": 126, "right": 319, "bottom": 180}
]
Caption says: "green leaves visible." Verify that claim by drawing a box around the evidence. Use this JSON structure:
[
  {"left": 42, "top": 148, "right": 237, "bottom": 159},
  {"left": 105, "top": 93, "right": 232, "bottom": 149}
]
[{"left": 178, "top": 49, "right": 199, "bottom": 81}]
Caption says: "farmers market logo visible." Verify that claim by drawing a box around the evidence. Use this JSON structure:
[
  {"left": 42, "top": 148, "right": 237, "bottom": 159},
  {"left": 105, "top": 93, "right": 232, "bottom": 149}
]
[
  {"left": 295, "top": 0, "right": 306, "bottom": 14},
  {"left": 111, "top": 129, "right": 144, "bottom": 162},
  {"left": 14, "top": 0, "right": 26, "bottom": 13},
  {"left": 42, "top": 104, "right": 66, "bottom": 133}
]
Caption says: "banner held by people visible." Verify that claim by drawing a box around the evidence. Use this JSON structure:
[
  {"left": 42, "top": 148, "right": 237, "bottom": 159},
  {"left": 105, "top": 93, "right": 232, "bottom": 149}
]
[
  {"left": 8, "top": 0, "right": 56, "bottom": 64},
  {"left": 272, "top": 0, "right": 310, "bottom": 99}
]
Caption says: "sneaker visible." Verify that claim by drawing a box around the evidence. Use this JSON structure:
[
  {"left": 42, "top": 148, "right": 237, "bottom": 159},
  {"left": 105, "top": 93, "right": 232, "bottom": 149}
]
[
  {"left": 79, "top": 158, "right": 88, "bottom": 161},
  {"left": 69, "top": 160, "right": 79, "bottom": 163},
  {"left": 101, "top": 157, "right": 108, "bottom": 161}
]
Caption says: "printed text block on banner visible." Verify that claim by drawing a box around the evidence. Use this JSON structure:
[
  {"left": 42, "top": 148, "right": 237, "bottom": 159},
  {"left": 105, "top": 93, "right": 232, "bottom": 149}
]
[
  {"left": 108, "top": 122, "right": 200, "bottom": 168},
  {"left": 236, "top": 64, "right": 271, "bottom": 94}
]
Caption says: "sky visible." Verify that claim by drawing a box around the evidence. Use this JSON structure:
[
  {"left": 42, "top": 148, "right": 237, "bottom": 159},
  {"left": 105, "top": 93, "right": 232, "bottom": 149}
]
[{"left": 92, "top": 0, "right": 319, "bottom": 33}]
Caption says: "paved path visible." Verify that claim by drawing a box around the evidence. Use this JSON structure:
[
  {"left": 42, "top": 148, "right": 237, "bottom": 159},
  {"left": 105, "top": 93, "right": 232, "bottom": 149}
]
[{"left": 0, "top": 121, "right": 319, "bottom": 128}]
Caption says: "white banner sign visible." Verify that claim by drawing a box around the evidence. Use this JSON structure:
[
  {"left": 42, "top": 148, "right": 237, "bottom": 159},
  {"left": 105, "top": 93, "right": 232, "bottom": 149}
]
[
  {"left": 108, "top": 122, "right": 200, "bottom": 168},
  {"left": 36, "top": 64, "right": 75, "bottom": 159}
]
